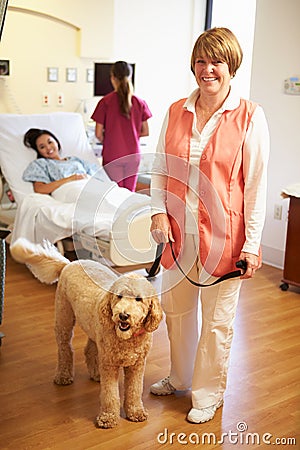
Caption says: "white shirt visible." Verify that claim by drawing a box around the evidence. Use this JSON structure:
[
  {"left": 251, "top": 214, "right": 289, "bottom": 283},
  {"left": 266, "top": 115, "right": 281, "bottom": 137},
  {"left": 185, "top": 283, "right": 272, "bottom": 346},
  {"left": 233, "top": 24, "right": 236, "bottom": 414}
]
[{"left": 151, "top": 87, "right": 270, "bottom": 255}]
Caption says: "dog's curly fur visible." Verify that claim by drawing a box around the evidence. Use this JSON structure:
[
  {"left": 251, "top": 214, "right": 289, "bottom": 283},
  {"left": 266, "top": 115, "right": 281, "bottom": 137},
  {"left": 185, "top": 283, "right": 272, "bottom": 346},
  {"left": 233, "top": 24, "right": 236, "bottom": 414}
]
[{"left": 10, "top": 238, "right": 163, "bottom": 428}]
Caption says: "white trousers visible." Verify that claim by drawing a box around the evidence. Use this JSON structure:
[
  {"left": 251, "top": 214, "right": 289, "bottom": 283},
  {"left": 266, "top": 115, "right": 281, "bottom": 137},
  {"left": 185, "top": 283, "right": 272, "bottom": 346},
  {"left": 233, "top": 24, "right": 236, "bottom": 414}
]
[{"left": 161, "top": 234, "right": 242, "bottom": 409}]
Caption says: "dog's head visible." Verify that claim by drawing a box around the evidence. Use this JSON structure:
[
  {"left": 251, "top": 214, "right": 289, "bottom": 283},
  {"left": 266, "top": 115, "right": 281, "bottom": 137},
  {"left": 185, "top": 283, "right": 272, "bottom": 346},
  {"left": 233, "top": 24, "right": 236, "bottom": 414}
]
[{"left": 100, "top": 273, "right": 163, "bottom": 340}]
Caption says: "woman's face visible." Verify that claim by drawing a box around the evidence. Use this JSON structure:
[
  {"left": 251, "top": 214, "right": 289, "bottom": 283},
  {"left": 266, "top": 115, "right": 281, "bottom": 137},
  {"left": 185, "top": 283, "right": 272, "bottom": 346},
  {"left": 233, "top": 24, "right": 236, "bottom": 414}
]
[
  {"left": 36, "top": 134, "right": 60, "bottom": 160},
  {"left": 193, "top": 55, "right": 231, "bottom": 97}
]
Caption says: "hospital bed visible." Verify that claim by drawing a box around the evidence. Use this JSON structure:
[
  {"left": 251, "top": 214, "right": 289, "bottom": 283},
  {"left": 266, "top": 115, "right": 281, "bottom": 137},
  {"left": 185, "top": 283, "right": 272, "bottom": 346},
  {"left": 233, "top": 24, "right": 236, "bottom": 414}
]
[{"left": 0, "top": 112, "right": 157, "bottom": 272}]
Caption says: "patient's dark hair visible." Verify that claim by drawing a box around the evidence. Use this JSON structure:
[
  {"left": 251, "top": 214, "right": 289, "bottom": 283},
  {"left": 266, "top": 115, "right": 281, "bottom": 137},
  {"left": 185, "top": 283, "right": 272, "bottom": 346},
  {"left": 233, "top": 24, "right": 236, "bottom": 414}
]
[{"left": 23, "top": 128, "right": 61, "bottom": 158}]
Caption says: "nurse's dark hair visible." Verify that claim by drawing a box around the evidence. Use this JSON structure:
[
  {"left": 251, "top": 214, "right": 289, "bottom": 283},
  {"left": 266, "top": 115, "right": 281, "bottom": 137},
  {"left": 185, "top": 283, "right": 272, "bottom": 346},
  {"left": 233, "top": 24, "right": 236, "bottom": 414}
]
[
  {"left": 23, "top": 128, "right": 61, "bottom": 158},
  {"left": 191, "top": 27, "right": 243, "bottom": 78},
  {"left": 111, "top": 61, "right": 133, "bottom": 118}
]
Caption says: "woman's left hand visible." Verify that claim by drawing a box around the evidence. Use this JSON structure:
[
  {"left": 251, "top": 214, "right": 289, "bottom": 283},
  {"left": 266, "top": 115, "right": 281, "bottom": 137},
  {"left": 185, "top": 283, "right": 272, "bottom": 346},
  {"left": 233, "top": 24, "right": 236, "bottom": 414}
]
[{"left": 239, "top": 251, "right": 261, "bottom": 279}]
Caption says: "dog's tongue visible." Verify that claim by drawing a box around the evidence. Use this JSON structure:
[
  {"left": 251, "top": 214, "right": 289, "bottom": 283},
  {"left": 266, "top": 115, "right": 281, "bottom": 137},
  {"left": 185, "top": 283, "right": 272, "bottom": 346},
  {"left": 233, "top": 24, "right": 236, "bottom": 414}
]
[{"left": 119, "top": 322, "right": 130, "bottom": 331}]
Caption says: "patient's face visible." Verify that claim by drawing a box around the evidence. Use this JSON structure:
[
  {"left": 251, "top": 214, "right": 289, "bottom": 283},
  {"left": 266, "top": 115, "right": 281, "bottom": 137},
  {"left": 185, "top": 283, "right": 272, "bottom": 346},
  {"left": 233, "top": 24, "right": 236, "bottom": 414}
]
[{"left": 36, "top": 134, "right": 60, "bottom": 160}]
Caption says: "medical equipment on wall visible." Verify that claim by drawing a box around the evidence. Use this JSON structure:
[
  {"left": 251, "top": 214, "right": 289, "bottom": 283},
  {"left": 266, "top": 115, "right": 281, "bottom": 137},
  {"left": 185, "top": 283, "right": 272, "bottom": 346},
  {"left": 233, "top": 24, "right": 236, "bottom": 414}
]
[{"left": 284, "top": 76, "right": 300, "bottom": 95}]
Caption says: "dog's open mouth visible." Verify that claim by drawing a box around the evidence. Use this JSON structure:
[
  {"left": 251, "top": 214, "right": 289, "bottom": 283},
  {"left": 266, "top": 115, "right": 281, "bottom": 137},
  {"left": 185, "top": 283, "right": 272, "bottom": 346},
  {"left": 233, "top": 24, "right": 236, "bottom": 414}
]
[{"left": 118, "top": 321, "right": 131, "bottom": 332}]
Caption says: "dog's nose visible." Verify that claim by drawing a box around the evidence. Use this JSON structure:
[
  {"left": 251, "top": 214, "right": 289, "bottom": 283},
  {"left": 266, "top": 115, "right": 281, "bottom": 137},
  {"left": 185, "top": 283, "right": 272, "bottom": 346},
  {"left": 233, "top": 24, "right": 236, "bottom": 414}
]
[{"left": 119, "top": 312, "right": 129, "bottom": 321}]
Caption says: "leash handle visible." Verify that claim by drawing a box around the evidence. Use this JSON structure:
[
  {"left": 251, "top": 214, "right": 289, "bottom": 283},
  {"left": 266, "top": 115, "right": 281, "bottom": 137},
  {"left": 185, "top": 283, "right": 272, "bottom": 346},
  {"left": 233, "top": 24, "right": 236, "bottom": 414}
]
[{"left": 146, "top": 242, "right": 164, "bottom": 278}]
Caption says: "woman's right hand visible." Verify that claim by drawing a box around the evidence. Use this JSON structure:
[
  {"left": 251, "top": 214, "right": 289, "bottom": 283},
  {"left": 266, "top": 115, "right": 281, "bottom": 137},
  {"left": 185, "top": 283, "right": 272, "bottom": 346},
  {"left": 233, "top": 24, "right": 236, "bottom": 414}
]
[
  {"left": 67, "top": 173, "right": 88, "bottom": 182},
  {"left": 150, "top": 213, "right": 174, "bottom": 244},
  {"left": 33, "top": 174, "right": 88, "bottom": 194}
]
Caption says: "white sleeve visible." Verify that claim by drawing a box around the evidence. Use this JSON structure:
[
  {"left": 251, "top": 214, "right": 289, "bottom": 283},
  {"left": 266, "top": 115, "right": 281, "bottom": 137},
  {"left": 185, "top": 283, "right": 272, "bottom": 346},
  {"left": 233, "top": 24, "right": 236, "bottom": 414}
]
[
  {"left": 242, "top": 105, "right": 270, "bottom": 254},
  {"left": 150, "top": 110, "right": 170, "bottom": 216}
]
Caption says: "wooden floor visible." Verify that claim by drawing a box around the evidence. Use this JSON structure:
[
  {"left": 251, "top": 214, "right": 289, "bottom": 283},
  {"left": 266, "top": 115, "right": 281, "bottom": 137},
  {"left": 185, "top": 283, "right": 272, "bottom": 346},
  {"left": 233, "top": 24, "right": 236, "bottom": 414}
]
[{"left": 0, "top": 247, "right": 299, "bottom": 450}]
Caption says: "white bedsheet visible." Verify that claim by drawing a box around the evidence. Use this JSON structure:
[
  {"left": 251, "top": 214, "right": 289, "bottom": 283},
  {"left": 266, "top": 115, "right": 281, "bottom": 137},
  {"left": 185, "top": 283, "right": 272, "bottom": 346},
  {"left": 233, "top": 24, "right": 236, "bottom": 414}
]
[
  {"left": 10, "top": 193, "right": 74, "bottom": 244},
  {"left": 10, "top": 176, "right": 151, "bottom": 245}
]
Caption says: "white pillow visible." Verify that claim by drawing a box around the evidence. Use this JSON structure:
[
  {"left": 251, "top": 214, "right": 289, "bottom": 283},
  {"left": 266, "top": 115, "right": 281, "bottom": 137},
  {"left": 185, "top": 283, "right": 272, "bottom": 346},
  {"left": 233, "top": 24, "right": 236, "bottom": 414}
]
[{"left": 0, "top": 112, "right": 99, "bottom": 204}]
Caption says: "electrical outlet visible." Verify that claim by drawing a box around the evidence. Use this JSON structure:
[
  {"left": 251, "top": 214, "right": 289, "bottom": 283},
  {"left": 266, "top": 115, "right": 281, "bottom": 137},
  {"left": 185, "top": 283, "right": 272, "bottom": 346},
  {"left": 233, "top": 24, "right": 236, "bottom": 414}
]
[
  {"left": 57, "top": 92, "right": 64, "bottom": 106},
  {"left": 42, "top": 92, "right": 50, "bottom": 106},
  {"left": 274, "top": 204, "right": 282, "bottom": 220}
]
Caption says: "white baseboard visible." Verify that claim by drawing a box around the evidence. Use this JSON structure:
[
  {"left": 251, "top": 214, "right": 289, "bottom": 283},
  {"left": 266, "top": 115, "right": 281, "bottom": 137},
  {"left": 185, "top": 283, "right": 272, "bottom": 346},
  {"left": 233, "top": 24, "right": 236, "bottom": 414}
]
[{"left": 261, "top": 244, "right": 285, "bottom": 270}]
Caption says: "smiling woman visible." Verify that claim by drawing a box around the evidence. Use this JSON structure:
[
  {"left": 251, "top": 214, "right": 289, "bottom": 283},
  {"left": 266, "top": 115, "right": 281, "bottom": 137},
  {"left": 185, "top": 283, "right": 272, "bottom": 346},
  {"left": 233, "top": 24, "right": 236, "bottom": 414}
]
[
  {"left": 150, "top": 26, "right": 270, "bottom": 424},
  {"left": 22, "top": 128, "right": 99, "bottom": 195}
]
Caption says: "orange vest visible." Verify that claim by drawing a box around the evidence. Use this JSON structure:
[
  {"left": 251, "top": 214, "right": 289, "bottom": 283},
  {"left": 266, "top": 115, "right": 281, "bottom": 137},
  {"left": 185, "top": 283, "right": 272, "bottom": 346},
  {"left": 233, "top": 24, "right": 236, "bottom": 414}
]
[{"left": 161, "top": 97, "right": 257, "bottom": 277}]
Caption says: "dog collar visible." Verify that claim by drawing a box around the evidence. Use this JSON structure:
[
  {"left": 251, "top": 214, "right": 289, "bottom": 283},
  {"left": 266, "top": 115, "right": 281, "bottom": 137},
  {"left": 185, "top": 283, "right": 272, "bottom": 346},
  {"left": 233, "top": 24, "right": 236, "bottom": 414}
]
[{"left": 133, "top": 328, "right": 146, "bottom": 337}]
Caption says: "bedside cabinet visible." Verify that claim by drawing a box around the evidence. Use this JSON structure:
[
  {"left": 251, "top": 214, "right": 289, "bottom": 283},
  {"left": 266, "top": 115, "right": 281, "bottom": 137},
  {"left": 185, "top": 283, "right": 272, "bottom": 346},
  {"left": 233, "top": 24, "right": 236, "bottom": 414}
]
[{"left": 280, "top": 196, "right": 300, "bottom": 291}]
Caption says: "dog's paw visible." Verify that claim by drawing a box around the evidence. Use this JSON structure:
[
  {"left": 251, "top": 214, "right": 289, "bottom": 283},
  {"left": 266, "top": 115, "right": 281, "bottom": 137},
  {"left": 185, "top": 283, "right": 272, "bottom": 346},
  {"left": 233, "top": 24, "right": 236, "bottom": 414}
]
[
  {"left": 86, "top": 364, "right": 100, "bottom": 382},
  {"left": 89, "top": 373, "right": 100, "bottom": 382},
  {"left": 95, "top": 412, "right": 119, "bottom": 429},
  {"left": 53, "top": 374, "right": 73, "bottom": 385},
  {"left": 126, "top": 407, "right": 148, "bottom": 422}
]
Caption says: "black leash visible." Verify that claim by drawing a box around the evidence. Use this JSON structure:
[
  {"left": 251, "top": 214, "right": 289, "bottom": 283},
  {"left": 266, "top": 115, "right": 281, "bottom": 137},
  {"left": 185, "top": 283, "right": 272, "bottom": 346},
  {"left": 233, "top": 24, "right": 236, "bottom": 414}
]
[
  {"left": 146, "top": 243, "right": 164, "bottom": 278},
  {"left": 147, "top": 241, "right": 247, "bottom": 286}
]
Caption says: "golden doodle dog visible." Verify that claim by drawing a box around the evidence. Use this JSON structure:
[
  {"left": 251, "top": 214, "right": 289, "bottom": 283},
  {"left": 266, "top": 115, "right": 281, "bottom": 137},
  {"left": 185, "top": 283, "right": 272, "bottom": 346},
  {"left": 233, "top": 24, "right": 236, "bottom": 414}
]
[{"left": 10, "top": 238, "right": 163, "bottom": 429}]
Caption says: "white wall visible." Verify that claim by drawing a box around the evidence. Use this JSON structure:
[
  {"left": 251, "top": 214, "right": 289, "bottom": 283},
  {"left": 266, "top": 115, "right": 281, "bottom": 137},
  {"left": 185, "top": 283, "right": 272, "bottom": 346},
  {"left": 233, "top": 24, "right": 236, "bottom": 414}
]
[
  {"left": 3, "top": 0, "right": 115, "bottom": 57},
  {"left": 250, "top": 0, "right": 300, "bottom": 268},
  {"left": 211, "top": 0, "right": 257, "bottom": 99},
  {"left": 112, "top": 0, "right": 205, "bottom": 150},
  {"left": 0, "top": 0, "right": 110, "bottom": 116}
]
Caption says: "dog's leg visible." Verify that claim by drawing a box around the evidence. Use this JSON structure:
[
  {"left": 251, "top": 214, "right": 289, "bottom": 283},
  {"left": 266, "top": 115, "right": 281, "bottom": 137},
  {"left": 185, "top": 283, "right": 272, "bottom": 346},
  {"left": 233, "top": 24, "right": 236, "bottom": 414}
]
[
  {"left": 123, "top": 359, "right": 148, "bottom": 422},
  {"left": 84, "top": 338, "right": 99, "bottom": 382},
  {"left": 53, "top": 293, "right": 75, "bottom": 385},
  {"left": 95, "top": 365, "right": 120, "bottom": 428}
]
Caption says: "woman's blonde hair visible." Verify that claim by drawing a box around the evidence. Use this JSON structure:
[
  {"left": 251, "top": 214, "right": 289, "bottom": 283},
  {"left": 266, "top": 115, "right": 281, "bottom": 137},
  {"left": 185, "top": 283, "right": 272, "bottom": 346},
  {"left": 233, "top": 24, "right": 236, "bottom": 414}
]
[
  {"left": 191, "top": 27, "right": 243, "bottom": 77},
  {"left": 111, "top": 61, "right": 133, "bottom": 118}
]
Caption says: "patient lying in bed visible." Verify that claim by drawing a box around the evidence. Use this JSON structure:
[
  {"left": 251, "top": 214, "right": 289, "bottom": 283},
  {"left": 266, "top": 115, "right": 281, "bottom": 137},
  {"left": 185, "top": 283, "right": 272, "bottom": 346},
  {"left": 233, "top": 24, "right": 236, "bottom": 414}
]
[
  {"left": 11, "top": 126, "right": 151, "bottom": 247},
  {"left": 0, "top": 112, "right": 155, "bottom": 266},
  {"left": 22, "top": 128, "right": 99, "bottom": 194}
]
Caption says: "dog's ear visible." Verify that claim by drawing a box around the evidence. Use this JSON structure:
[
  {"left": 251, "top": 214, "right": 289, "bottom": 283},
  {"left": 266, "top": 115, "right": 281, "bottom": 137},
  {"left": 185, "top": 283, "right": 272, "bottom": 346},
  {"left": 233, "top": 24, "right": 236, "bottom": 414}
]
[
  {"left": 144, "top": 295, "right": 163, "bottom": 333},
  {"left": 98, "top": 292, "right": 113, "bottom": 319}
]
